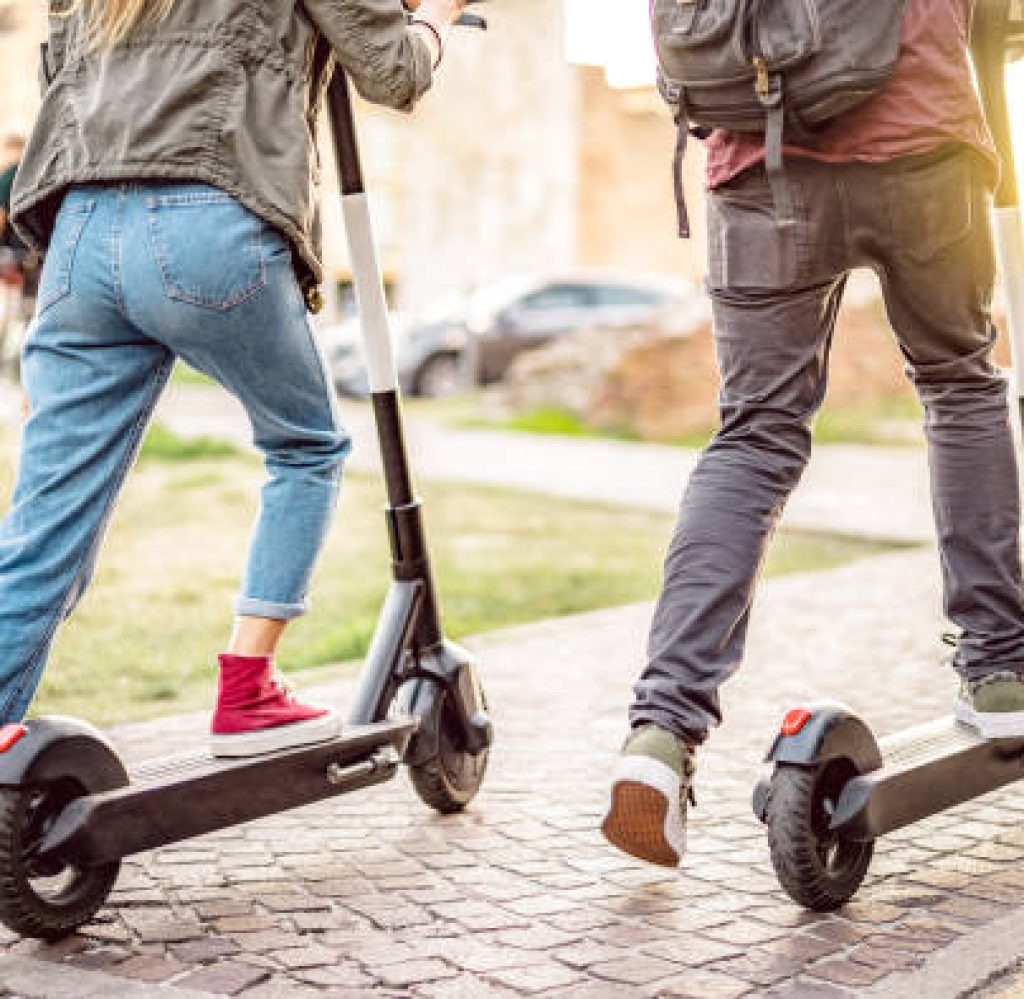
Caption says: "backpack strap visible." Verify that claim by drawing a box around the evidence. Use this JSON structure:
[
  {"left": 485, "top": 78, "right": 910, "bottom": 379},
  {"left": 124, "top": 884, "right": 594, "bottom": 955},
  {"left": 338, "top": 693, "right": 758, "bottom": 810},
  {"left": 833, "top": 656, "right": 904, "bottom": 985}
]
[
  {"left": 673, "top": 113, "right": 691, "bottom": 238},
  {"left": 757, "top": 69, "right": 797, "bottom": 228}
]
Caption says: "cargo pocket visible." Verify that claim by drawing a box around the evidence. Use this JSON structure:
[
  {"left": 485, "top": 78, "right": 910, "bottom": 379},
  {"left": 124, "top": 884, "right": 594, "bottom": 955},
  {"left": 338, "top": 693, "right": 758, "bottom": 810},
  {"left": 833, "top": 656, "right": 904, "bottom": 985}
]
[
  {"left": 147, "top": 192, "right": 266, "bottom": 310},
  {"left": 707, "top": 180, "right": 811, "bottom": 291},
  {"left": 36, "top": 196, "right": 95, "bottom": 316},
  {"left": 892, "top": 151, "right": 973, "bottom": 263}
]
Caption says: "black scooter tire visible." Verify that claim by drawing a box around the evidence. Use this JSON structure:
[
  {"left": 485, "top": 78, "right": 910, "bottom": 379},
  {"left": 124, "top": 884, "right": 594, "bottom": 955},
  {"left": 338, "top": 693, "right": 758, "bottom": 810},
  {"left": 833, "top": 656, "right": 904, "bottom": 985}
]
[
  {"left": 0, "top": 783, "right": 119, "bottom": 939},
  {"left": 766, "top": 762, "right": 874, "bottom": 912},
  {"left": 408, "top": 688, "right": 489, "bottom": 814}
]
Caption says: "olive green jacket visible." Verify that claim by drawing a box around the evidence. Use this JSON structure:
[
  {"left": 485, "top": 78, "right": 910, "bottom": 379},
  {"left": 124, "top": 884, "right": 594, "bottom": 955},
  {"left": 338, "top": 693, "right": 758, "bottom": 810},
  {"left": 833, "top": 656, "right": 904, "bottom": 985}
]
[{"left": 11, "top": 0, "right": 433, "bottom": 296}]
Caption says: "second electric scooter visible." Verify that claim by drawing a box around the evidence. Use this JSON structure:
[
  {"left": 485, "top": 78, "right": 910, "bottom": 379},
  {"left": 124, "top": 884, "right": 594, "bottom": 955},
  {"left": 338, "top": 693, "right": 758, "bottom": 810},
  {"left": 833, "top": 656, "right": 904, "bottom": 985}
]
[
  {"left": 753, "top": 0, "right": 1024, "bottom": 912},
  {"left": 0, "top": 15, "right": 492, "bottom": 940}
]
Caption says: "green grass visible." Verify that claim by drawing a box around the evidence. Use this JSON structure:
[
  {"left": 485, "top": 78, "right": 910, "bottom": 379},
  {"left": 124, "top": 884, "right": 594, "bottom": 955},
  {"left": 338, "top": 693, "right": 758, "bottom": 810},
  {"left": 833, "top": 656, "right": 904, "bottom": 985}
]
[
  {"left": 139, "top": 423, "right": 243, "bottom": 463},
  {"left": 0, "top": 428, "right": 897, "bottom": 725},
  {"left": 169, "top": 362, "right": 217, "bottom": 388},
  {"left": 453, "top": 393, "right": 924, "bottom": 449}
]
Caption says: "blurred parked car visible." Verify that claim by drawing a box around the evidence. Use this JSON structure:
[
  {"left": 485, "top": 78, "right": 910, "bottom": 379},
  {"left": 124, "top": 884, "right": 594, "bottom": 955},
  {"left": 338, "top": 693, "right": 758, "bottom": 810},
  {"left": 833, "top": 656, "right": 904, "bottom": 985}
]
[{"left": 321, "top": 271, "right": 705, "bottom": 398}]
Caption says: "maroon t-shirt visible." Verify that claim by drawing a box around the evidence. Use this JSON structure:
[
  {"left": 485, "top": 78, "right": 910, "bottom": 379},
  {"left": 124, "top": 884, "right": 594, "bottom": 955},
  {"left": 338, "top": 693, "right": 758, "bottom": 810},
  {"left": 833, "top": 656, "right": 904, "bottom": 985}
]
[{"left": 705, "top": 0, "right": 998, "bottom": 187}]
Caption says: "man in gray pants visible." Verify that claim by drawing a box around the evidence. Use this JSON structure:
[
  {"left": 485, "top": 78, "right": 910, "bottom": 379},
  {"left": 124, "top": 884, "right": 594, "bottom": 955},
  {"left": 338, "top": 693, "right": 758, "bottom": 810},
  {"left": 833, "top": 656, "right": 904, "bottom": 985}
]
[{"left": 602, "top": 0, "right": 1024, "bottom": 868}]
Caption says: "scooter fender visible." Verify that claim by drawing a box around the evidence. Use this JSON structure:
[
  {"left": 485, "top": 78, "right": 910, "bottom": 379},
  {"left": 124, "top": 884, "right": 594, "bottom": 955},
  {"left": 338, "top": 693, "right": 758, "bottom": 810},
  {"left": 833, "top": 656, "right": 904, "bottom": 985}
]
[
  {"left": 0, "top": 716, "right": 129, "bottom": 794},
  {"left": 402, "top": 640, "right": 493, "bottom": 768},
  {"left": 752, "top": 702, "right": 881, "bottom": 824}
]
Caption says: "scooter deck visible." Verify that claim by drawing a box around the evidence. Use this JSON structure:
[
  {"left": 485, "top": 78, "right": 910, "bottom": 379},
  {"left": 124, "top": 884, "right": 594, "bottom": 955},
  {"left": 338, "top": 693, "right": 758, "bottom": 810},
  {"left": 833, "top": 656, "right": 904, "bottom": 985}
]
[
  {"left": 829, "top": 716, "right": 1024, "bottom": 841},
  {"left": 41, "top": 717, "right": 417, "bottom": 866}
]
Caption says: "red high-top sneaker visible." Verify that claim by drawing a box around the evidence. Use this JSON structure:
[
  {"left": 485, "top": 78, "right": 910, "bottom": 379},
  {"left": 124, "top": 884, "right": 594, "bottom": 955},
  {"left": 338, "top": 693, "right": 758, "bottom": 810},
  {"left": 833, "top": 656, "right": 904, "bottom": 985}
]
[{"left": 209, "top": 654, "right": 339, "bottom": 758}]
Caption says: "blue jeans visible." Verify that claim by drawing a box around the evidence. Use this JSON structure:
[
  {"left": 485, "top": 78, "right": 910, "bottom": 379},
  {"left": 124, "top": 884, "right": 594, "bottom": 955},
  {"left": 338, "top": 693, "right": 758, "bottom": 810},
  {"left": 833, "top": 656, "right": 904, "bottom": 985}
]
[{"left": 0, "top": 184, "right": 350, "bottom": 722}]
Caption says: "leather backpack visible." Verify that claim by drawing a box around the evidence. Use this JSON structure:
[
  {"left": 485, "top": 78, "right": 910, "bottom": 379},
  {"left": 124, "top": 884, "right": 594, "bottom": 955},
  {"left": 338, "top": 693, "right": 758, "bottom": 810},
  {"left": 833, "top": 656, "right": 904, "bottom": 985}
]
[{"left": 651, "top": 0, "right": 908, "bottom": 234}]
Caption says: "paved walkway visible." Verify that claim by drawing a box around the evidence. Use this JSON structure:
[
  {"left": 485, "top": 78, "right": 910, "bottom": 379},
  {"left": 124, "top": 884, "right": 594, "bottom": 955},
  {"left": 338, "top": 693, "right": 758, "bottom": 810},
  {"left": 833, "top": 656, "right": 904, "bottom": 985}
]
[
  {"left": 5, "top": 549, "right": 1024, "bottom": 997},
  {"left": 155, "top": 385, "right": 937, "bottom": 545}
]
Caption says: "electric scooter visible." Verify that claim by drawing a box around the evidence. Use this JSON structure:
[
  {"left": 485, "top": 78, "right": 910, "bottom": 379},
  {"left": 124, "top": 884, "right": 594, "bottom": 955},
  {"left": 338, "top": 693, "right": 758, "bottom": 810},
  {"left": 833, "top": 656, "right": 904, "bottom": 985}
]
[
  {"left": 0, "top": 10, "right": 493, "bottom": 941},
  {"left": 753, "top": 0, "right": 1024, "bottom": 912}
]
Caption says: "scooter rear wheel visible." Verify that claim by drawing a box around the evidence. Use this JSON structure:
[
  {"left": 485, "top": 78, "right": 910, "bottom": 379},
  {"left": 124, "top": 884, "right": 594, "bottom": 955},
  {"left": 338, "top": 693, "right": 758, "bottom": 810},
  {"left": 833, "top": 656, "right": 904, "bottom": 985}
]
[
  {"left": 408, "top": 687, "right": 489, "bottom": 814},
  {"left": 0, "top": 781, "right": 120, "bottom": 939},
  {"left": 766, "top": 761, "right": 874, "bottom": 911}
]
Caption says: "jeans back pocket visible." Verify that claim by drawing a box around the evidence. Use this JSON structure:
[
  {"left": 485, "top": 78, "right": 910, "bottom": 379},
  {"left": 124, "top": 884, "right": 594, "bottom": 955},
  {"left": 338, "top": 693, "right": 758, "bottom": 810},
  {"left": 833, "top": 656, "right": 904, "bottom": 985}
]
[
  {"left": 891, "top": 150, "right": 973, "bottom": 264},
  {"left": 147, "top": 191, "right": 266, "bottom": 310},
  {"left": 36, "top": 196, "right": 96, "bottom": 316}
]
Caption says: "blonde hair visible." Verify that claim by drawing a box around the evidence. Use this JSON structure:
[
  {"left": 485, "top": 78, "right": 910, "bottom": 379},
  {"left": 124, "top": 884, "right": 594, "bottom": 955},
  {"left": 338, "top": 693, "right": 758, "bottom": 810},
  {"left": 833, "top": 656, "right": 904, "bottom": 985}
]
[{"left": 64, "top": 0, "right": 176, "bottom": 50}]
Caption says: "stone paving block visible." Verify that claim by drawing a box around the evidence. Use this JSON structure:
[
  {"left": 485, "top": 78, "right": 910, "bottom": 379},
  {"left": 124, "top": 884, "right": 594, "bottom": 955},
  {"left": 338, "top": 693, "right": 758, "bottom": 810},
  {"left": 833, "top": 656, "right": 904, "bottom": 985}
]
[
  {"left": 341, "top": 895, "right": 433, "bottom": 929},
  {"left": 260, "top": 895, "right": 332, "bottom": 914},
  {"left": 483, "top": 960, "right": 585, "bottom": 994},
  {"left": 269, "top": 944, "right": 338, "bottom": 970},
  {"left": 429, "top": 901, "right": 530, "bottom": 931},
  {"left": 290, "top": 909, "right": 359, "bottom": 932},
  {"left": 588, "top": 954, "right": 684, "bottom": 986},
  {"left": 229, "top": 977, "right": 325, "bottom": 999},
  {"left": 293, "top": 963, "right": 378, "bottom": 988},
  {"left": 173, "top": 960, "right": 271, "bottom": 995},
  {"left": 703, "top": 919, "right": 791, "bottom": 947},
  {"left": 412, "top": 972, "right": 525, "bottom": 997},
  {"left": 711, "top": 951, "right": 806, "bottom": 989},
  {"left": 170, "top": 936, "right": 241, "bottom": 963},
  {"left": 111, "top": 954, "right": 188, "bottom": 982},
  {"left": 195, "top": 900, "right": 255, "bottom": 920},
  {"left": 376, "top": 958, "right": 460, "bottom": 987},
  {"left": 761, "top": 981, "right": 851, "bottom": 998},
  {"left": 125, "top": 917, "right": 205, "bottom": 944},
  {"left": 556, "top": 983, "right": 647, "bottom": 999},
  {"left": 545, "top": 909, "right": 619, "bottom": 933},
  {"left": 759, "top": 932, "right": 842, "bottom": 965},
  {"left": 230, "top": 930, "right": 310, "bottom": 953},
  {"left": 641, "top": 935, "right": 745, "bottom": 966},
  {"left": 649, "top": 970, "right": 755, "bottom": 998},
  {"left": 64, "top": 945, "right": 133, "bottom": 971},
  {"left": 805, "top": 957, "right": 892, "bottom": 988},
  {"left": 420, "top": 939, "right": 538, "bottom": 974},
  {"left": 213, "top": 915, "right": 278, "bottom": 934},
  {"left": 493, "top": 925, "right": 580, "bottom": 951},
  {"left": 553, "top": 941, "right": 631, "bottom": 970},
  {"left": 846, "top": 942, "right": 922, "bottom": 973},
  {"left": 930, "top": 895, "right": 1010, "bottom": 923}
]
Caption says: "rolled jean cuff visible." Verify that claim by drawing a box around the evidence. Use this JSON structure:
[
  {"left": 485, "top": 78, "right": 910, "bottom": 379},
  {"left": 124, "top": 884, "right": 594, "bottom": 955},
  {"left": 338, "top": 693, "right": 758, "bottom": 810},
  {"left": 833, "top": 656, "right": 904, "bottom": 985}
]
[{"left": 234, "top": 595, "right": 309, "bottom": 621}]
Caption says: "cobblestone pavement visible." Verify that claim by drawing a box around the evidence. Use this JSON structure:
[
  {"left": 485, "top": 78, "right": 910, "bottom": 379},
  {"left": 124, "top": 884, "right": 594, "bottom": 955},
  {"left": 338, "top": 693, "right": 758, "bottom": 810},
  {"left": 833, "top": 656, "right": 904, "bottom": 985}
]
[{"left": 4, "top": 548, "right": 1024, "bottom": 998}]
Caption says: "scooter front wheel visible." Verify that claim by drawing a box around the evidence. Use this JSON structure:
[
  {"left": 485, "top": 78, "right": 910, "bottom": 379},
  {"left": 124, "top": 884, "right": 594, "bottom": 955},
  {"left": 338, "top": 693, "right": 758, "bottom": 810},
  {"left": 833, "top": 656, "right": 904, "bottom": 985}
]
[
  {"left": 408, "top": 687, "right": 489, "bottom": 814},
  {"left": 0, "top": 781, "right": 120, "bottom": 939},
  {"left": 766, "top": 761, "right": 874, "bottom": 911}
]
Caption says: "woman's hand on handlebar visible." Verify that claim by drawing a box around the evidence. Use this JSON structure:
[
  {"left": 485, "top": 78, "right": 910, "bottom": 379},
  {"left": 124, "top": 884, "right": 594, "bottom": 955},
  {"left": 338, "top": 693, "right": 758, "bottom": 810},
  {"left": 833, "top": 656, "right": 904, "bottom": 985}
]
[{"left": 404, "top": 0, "right": 467, "bottom": 68}]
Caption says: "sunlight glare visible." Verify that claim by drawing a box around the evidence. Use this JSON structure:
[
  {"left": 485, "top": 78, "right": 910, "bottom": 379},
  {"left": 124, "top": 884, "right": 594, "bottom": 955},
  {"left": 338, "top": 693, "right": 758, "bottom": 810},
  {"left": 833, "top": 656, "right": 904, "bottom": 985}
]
[
  {"left": 1009, "top": 63, "right": 1024, "bottom": 192},
  {"left": 564, "top": 0, "right": 655, "bottom": 89}
]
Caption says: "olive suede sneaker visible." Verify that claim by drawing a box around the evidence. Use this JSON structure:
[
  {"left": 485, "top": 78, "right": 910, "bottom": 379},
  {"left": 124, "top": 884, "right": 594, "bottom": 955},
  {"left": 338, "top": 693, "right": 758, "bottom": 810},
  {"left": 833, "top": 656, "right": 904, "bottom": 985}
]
[
  {"left": 601, "top": 724, "right": 695, "bottom": 867},
  {"left": 955, "top": 672, "right": 1024, "bottom": 739}
]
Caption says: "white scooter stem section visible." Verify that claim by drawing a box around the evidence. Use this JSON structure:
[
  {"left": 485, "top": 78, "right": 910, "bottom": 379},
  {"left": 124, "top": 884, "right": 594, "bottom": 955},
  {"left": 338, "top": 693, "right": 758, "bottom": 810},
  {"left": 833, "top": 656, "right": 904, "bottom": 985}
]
[
  {"left": 342, "top": 192, "right": 398, "bottom": 394},
  {"left": 995, "top": 206, "right": 1024, "bottom": 406}
]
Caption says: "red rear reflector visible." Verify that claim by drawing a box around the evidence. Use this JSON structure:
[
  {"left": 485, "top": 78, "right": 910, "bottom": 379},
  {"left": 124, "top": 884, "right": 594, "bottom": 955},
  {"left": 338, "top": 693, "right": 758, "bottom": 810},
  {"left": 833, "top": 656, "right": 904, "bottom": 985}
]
[
  {"left": 0, "top": 724, "right": 27, "bottom": 753},
  {"left": 780, "top": 709, "right": 812, "bottom": 737}
]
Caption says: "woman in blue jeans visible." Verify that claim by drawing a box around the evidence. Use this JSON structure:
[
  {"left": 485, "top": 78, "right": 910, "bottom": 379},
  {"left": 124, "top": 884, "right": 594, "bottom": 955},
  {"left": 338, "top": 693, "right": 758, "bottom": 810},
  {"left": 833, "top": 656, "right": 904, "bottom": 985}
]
[{"left": 2, "top": 0, "right": 464, "bottom": 755}]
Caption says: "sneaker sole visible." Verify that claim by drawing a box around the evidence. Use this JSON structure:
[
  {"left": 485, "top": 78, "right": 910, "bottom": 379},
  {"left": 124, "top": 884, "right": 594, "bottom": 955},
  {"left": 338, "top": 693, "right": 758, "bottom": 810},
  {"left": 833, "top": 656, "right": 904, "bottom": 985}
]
[
  {"left": 600, "top": 756, "right": 686, "bottom": 868},
  {"left": 209, "top": 713, "right": 340, "bottom": 759},
  {"left": 954, "top": 699, "right": 1024, "bottom": 740}
]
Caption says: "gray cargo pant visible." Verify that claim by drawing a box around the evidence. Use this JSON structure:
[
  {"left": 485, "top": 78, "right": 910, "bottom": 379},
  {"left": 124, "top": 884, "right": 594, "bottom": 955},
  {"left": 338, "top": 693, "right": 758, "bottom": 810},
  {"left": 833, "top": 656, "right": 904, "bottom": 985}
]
[{"left": 631, "top": 145, "right": 1024, "bottom": 745}]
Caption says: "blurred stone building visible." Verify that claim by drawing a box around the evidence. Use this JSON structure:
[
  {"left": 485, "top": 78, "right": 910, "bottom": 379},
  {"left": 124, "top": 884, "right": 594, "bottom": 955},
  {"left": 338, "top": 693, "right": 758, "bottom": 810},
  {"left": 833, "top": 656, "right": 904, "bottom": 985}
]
[{"left": 0, "top": 0, "right": 705, "bottom": 320}]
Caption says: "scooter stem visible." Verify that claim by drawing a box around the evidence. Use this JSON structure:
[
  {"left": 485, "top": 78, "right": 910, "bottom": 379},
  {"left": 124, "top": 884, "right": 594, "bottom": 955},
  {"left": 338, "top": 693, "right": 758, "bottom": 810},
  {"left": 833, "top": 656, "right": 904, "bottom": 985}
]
[{"left": 325, "top": 69, "right": 444, "bottom": 654}]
